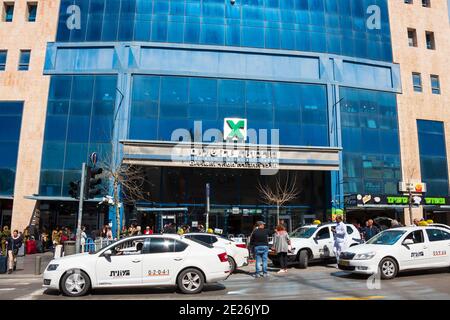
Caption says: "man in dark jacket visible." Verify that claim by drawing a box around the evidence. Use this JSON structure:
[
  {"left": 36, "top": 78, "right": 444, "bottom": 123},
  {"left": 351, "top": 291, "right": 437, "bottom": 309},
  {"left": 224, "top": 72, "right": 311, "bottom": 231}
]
[
  {"left": 6, "top": 230, "right": 23, "bottom": 274},
  {"left": 250, "top": 221, "right": 271, "bottom": 278},
  {"left": 362, "top": 219, "right": 380, "bottom": 241}
]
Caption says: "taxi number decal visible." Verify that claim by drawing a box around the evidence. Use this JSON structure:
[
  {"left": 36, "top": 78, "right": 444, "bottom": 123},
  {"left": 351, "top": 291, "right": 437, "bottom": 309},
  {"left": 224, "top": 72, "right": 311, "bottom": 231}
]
[
  {"left": 148, "top": 269, "right": 170, "bottom": 276},
  {"left": 433, "top": 250, "right": 447, "bottom": 256},
  {"left": 109, "top": 270, "right": 130, "bottom": 277},
  {"left": 411, "top": 251, "right": 424, "bottom": 258}
]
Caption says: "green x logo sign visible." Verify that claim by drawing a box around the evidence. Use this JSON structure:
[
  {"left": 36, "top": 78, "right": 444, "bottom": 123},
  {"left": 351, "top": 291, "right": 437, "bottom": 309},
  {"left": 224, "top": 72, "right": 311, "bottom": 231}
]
[{"left": 226, "top": 120, "right": 245, "bottom": 140}]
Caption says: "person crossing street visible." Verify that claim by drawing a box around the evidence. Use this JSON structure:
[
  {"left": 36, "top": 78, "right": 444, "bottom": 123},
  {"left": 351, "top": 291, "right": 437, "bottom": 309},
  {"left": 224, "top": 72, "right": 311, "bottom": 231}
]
[
  {"left": 272, "top": 224, "right": 291, "bottom": 273},
  {"left": 332, "top": 216, "right": 347, "bottom": 266},
  {"left": 250, "top": 221, "right": 271, "bottom": 278},
  {"left": 6, "top": 230, "right": 23, "bottom": 274}
]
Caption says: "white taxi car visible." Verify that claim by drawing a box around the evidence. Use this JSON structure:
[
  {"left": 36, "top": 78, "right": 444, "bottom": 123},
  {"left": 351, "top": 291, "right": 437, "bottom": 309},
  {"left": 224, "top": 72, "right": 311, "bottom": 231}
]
[
  {"left": 429, "top": 223, "right": 450, "bottom": 231},
  {"left": 269, "top": 223, "right": 363, "bottom": 269},
  {"left": 43, "top": 234, "right": 230, "bottom": 297},
  {"left": 338, "top": 226, "right": 450, "bottom": 279},
  {"left": 183, "top": 233, "right": 249, "bottom": 273}
]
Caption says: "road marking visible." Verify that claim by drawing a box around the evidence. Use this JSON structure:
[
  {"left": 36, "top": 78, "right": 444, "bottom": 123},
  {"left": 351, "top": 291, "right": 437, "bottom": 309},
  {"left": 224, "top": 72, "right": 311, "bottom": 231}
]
[
  {"left": 14, "top": 288, "right": 45, "bottom": 300},
  {"left": 327, "top": 295, "right": 385, "bottom": 300},
  {"left": 227, "top": 288, "right": 252, "bottom": 295},
  {"left": 0, "top": 288, "right": 15, "bottom": 291}
]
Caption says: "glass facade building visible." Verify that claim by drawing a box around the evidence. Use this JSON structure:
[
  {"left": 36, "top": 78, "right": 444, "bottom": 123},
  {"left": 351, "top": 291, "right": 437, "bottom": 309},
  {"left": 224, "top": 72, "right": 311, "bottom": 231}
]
[
  {"left": 340, "top": 87, "right": 401, "bottom": 195},
  {"left": 0, "top": 102, "right": 23, "bottom": 196},
  {"left": 417, "top": 120, "right": 449, "bottom": 196},
  {"left": 40, "top": 75, "right": 117, "bottom": 197},
  {"left": 34, "top": 0, "right": 409, "bottom": 233},
  {"left": 130, "top": 76, "right": 328, "bottom": 146},
  {"left": 57, "top": 0, "right": 392, "bottom": 62}
]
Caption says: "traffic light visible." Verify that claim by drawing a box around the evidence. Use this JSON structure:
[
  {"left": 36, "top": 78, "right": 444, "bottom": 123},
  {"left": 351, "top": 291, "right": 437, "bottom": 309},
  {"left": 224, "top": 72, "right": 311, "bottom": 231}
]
[
  {"left": 85, "top": 165, "right": 103, "bottom": 199},
  {"left": 68, "top": 181, "right": 80, "bottom": 199}
]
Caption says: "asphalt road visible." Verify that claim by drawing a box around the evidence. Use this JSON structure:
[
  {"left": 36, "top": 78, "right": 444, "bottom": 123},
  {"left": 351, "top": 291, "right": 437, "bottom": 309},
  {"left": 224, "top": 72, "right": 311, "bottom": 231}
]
[{"left": 1, "top": 263, "right": 450, "bottom": 300}]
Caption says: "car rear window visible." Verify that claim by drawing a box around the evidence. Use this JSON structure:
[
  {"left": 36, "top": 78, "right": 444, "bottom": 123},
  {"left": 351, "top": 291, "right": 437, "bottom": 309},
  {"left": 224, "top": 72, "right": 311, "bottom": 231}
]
[
  {"left": 426, "top": 229, "right": 450, "bottom": 242},
  {"left": 185, "top": 236, "right": 214, "bottom": 249}
]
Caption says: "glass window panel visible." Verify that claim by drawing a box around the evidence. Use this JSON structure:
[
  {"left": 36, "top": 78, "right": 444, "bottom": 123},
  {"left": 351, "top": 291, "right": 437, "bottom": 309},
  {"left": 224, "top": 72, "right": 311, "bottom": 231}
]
[{"left": 41, "top": 142, "right": 65, "bottom": 170}]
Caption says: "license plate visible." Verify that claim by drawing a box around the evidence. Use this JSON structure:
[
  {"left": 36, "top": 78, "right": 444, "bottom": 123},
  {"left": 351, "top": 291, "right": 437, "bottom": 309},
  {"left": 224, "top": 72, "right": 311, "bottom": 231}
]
[{"left": 340, "top": 260, "right": 350, "bottom": 266}]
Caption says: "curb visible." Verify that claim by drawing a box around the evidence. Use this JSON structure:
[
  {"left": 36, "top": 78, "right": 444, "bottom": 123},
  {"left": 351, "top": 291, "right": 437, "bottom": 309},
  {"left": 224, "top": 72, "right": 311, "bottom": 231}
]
[{"left": 0, "top": 274, "right": 43, "bottom": 279}]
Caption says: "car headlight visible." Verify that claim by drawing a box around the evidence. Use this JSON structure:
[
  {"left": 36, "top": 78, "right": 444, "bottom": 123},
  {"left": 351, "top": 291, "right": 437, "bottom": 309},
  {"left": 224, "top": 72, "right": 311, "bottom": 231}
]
[
  {"left": 354, "top": 252, "right": 376, "bottom": 260},
  {"left": 47, "top": 264, "right": 59, "bottom": 271}
]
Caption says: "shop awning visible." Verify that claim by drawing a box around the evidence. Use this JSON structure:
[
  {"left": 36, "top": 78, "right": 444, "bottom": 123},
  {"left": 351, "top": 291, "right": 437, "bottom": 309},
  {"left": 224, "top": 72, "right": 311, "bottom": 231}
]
[{"left": 24, "top": 195, "right": 102, "bottom": 202}]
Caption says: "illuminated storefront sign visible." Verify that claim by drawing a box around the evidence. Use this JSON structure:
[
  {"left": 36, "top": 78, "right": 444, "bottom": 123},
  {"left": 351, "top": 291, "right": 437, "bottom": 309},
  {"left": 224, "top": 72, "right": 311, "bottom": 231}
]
[{"left": 344, "top": 194, "right": 449, "bottom": 207}]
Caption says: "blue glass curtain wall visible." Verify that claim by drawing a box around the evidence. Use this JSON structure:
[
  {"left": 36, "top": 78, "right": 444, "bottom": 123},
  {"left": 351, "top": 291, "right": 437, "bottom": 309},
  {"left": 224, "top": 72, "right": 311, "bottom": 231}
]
[
  {"left": 40, "top": 75, "right": 118, "bottom": 197},
  {"left": 57, "top": 0, "right": 393, "bottom": 62},
  {"left": 129, "top": 75, "right": 329, "bottom": 146},
  {"left": 340, "top": 87, "right": 401, "bottom": 195},
  {"left": 417, "top": 120, "right": 449, "bottom": 196},
  {"left": 0, "top": 102, "right": 23, "bottom": 196}
]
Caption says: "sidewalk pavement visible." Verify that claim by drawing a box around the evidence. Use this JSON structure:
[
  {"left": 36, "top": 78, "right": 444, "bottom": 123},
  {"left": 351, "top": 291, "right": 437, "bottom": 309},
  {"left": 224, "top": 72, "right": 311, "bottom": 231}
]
[{"left": 0, "top": 252, "right": 54, "bottom": 279}]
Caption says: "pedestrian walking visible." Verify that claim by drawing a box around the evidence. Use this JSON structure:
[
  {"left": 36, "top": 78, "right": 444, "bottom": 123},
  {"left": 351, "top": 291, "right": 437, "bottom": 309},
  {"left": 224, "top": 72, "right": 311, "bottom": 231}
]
[
  {"left": 135, "top": 226, "right": 142, "bottom": 235},
  {"left": 106, "top": 226, "right": 113, "bottom": 240},
  {"left": 80, "top": 226, "right": 87, "bottom": 253},
  {"left": 60, "top": 228, "right": 69, "bottom": 244},
  {"left": 247, "top": 224, "right": 259, "bottom": 261},
  {"left": 390, "top": 219, "right": 402, "bottom": 228},
  {"left": 362, "top": 219, "right": 380, "bottom": 241},
  {"left": 144, "top": 226, "right": 153, "bottom": 235},
  {"left": 6, "top": 230, "right": 23, "bottom": 274},
  {"left": 249, "top": 221, "right": 271, "bottom": 278},
  {"left": 1, "top": 226, "right": 11, "bottom": 256},
  {"left": 332, "top": 215, "right": 348, "bottom": 265},
  {"left": 272, "top": 224, "right": 290, "bottom": 273}
]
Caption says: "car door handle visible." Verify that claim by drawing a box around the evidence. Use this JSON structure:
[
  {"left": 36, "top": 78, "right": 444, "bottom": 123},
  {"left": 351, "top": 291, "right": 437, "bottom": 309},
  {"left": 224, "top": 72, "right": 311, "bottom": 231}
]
[
  {"left": 132, "top": 259, "right": 141, "bottom": 263},
  {"left": 174, "top": 258, "right": 183, "bottom": 261},
  {"left": 423, "top": 246, "right": 428, "bottom": 250}
]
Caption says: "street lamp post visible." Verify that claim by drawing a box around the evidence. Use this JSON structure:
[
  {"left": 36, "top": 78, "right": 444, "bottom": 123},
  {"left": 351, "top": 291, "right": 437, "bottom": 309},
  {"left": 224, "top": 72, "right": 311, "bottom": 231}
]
[{"left": 408, "top": 188, "right": 413, "bottom": 226}]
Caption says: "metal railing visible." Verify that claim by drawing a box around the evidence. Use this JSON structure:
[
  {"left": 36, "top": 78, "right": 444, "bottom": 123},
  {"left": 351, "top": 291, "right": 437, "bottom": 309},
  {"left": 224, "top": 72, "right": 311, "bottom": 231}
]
[{"left": 83, "top": 238, "right": 115, "bottom": 253}]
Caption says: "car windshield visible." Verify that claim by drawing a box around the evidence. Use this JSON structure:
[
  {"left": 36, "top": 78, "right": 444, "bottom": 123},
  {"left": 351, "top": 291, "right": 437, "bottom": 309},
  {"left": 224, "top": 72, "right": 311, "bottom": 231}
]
[
  {"left": 366, "top": 230, "right": 406, "bottom": 245},
  {"left": 289, "top": 227, "right": 316, "bottom": 238}
]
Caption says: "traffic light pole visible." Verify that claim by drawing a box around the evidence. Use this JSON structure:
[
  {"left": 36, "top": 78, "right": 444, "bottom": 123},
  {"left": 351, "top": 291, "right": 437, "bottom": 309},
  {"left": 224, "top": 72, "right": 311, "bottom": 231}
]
[
  {"left": 205, "top": 183, "right": 210, "bottom": 231},
  {"left": 75, "top": 162, "right": 86, "bottom": 254}
]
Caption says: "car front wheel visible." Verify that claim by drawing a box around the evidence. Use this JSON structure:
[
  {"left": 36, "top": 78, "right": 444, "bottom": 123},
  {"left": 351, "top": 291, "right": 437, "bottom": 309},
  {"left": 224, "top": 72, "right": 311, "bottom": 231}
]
[
  {"left": 378, "top": 257, "right": 398, "bottom": 280},
  {"left": 177, "top": 268, "right": 205, "bottom": 294},
  {"left": 60, "top": 269, "right": 91, "bottom": 297}
]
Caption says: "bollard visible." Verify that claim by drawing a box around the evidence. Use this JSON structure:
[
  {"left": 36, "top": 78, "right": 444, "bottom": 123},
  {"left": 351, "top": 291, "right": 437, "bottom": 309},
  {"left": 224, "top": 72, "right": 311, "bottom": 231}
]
[{"left": 35, "top": 256, "right": 42, "bottom": 275}]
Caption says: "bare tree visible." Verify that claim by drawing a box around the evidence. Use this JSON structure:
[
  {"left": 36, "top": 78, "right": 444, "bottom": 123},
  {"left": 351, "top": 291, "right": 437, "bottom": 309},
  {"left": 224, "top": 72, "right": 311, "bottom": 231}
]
[
  {"left": 99, "top": 152, "right": 152, "bottom": 239},
  {"left": 257, "top": 172, "right": 301, "bottom": 225},
  {"left": 403, "top": 157, "right": 420, "bottom": 226}
]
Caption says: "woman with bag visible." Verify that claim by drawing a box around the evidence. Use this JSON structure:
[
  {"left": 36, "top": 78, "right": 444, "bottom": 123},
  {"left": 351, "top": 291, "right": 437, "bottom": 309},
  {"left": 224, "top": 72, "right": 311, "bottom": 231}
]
[{"left": 272, "top": 224, "right": 291, "bottom": 274}]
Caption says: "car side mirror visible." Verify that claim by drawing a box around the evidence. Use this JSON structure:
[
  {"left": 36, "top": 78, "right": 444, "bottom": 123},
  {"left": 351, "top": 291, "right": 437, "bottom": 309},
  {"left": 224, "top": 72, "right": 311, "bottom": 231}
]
[
  {"left": 103, "top": 249, "right": 112, "bottom": 257},
  {"left": 402, "top": 239, "right": 414, "bottom": 247}
]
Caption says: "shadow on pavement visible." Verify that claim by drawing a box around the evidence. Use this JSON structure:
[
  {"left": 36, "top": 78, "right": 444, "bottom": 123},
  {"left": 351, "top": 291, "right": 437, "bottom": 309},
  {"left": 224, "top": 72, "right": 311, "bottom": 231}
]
[
  {"left": 44, "top": 283, "right": 226, "bottom": 297},
  {"left": 331, "top": 267, "right": 450, "bottom": 280}
]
